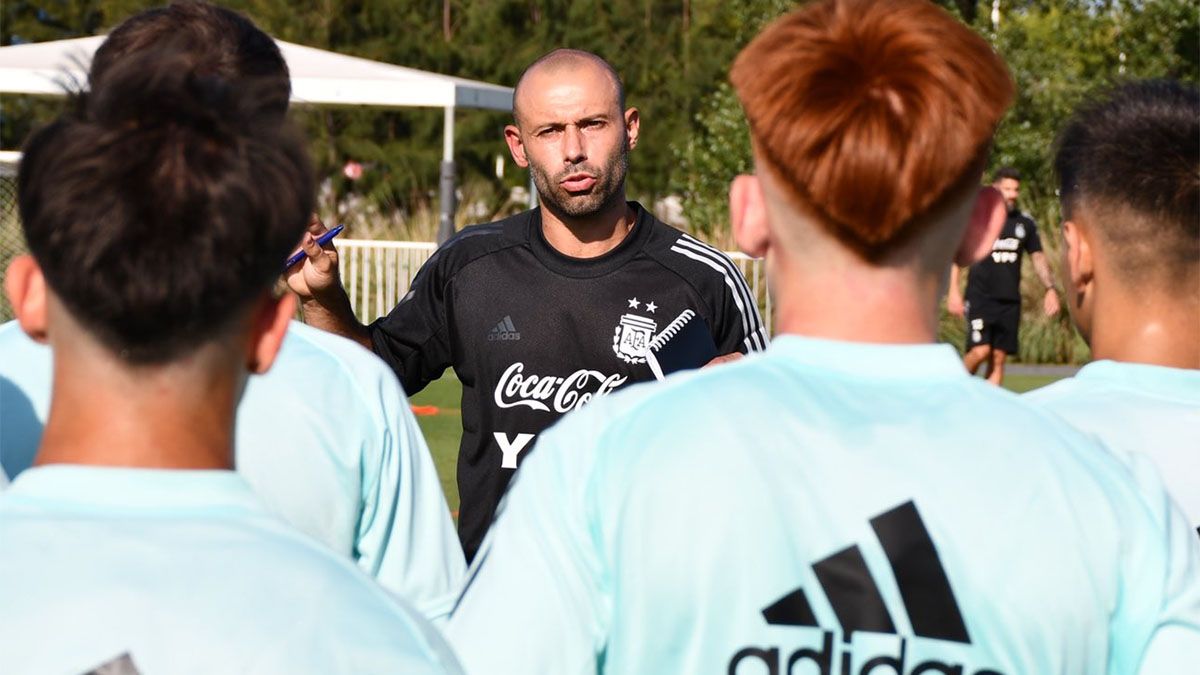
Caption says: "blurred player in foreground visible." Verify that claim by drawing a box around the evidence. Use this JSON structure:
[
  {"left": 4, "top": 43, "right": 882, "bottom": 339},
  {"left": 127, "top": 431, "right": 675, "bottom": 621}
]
[
  {"left": 445, "top": 1, "right": 1200, "bottom": 673},
  {"left": 0, "top": 38, "right": 459, "bottom": 674},
  {"left": 0, "top": 0, "right": 464, "bottom": 618},
  {"left": 1027, "top": 80, "right": 1200, "bottom": 528},
  {"left": 947, "top": 167, "right": 1060, "bottom": 385}
]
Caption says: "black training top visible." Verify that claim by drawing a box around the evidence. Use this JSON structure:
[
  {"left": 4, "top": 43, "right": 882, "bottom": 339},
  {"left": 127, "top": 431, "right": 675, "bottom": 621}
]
[
  {"left": 368, "top": 202, "right": 768, "bottom": 561},
  {"left": 965, "top": 208, "right": 1042, "bottom": 304}
]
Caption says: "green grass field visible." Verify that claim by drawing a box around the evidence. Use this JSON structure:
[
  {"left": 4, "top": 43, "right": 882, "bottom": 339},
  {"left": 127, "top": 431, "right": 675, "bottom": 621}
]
[{"left": 409, "top": 370, "right": 1065, "bottom": 515}]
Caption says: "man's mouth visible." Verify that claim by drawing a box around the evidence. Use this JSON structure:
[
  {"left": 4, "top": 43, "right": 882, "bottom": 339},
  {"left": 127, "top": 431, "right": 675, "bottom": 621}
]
[{"left": 560, "top": 173, "right": 597, "bottom": 193}]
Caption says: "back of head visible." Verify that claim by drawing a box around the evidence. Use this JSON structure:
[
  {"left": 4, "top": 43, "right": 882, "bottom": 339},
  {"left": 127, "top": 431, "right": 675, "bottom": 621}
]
[
  {"left": 1055, "top": 80, "right": 1199, "bottom": 290},
  {"left": 92, "top": 0, "right": 290, "bottom": 117},
  {"left": 18, "top": 44, "right": 313, "bottom": 363},
  {"left": 730, "top": 0, "right": 1013, "bottom": 259}
]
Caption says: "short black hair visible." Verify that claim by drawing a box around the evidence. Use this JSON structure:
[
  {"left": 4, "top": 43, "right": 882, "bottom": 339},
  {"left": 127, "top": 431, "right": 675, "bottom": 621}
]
[
  {"left": 512, "top": 49, "right": 626, "bottom": 125},
  {"left": 1055, "top": 79, "right": 1199, "bottom": 287},
  {"left": 92, "top": 0, "right": 290, "bottom": 117},
  {"left": 18, "top": 44, "right": 313, "bottom": 363},
  {"left": 992, "top": 166, "right": 1020, "bottom": 183}
]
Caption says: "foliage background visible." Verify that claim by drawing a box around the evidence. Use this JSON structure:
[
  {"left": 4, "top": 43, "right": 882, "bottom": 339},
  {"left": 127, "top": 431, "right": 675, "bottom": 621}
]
[{"left": 2, "top": 0, "right": 1197, "bottom": 361}]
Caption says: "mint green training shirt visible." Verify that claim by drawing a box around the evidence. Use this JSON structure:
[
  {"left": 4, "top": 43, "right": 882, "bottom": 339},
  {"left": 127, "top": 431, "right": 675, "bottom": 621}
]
[
  {"left": 0, "top": 319, "right": 464, "bottom": 621},
  {"left": 447, "top": 336, "right": 1200, "bottom": 675},
  {"left": 0, "top": 466, "right": 462, "bottom": 674},
  {"left": 1026, "top": 360, "right": 1200, "bottom": 530}
]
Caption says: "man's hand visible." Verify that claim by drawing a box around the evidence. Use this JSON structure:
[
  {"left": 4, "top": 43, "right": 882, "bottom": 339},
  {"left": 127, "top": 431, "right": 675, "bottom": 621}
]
[
  {"left": 946, "top": 264, "right": 965, "bottom": 317},
  {"left": 1030, "top": 251, "right": 1060, "bottom": 318},
  {"left": 281, "top": 214, "right": 371, "bottom": 350},
  {"left": 1043, "top": 288, "right": 1061, "bottom": 317},
  {"left": 704, "top": 353, "right": 744, "bottom": 368},
  {"left": 947, "top": 291, "right": 965, "bottom": 318},
  {"left": 284, "top": 214, "right": 342, "bottom": 302}
]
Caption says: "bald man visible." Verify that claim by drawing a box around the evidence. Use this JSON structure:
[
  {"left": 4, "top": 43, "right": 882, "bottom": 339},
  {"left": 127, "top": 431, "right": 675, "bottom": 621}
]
[{"left": 287, "top": 49, "right": 766, "bottom": 561}]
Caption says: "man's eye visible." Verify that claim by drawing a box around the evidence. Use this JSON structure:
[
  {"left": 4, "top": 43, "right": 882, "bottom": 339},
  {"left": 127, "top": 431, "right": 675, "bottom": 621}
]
[{"left": 538, "top": 128, "right": 561, "bottom": 138}]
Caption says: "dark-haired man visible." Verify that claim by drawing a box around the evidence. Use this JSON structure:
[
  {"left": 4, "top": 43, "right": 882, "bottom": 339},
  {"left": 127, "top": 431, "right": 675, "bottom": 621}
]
[
  {"left": 948, "top": 167, "right": 1060, "bottom": 385},
  {"left": 444, "top": 1, "right": 1200, "bottom": 672},
  {"left": 288, "top": 48, "right": 767, "bottom": 562},
  {"left": 0, "top": 0, "right": 464, "bottom": 619},
  {"left": 0, "top": 37, "right": 460, "bottom": 675},
  {"left": 1027, "top": 80, "right": 1200, "bottom": 530}
]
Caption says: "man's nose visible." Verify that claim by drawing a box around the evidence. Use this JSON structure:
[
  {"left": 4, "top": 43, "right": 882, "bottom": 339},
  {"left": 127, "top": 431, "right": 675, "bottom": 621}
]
[{"left": 562, "top": 126, "right": 586, "bottom": 164}]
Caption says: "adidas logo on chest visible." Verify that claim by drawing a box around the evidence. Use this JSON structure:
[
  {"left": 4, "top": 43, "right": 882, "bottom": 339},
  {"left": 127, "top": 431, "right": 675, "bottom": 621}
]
[{"left": 488, "top": 315, "right": 521, "bottom": 341}]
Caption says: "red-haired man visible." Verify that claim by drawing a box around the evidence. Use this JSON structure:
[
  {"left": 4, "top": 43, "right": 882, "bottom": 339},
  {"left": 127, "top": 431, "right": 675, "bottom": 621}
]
[{"left": 444, "top": 1, "right": 1200, "bottom": 673}]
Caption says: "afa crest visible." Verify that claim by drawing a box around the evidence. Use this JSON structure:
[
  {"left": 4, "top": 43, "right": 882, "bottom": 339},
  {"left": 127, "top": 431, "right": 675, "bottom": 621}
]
[{"left": 613, "top": 313, "right": 657, "bottom": 364}]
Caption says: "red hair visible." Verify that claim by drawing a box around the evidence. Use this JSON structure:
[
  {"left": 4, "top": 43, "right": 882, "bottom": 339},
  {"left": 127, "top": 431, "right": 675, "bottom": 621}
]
[{"left": 731, "top": 0, "right": 1013, "bottom": 257}]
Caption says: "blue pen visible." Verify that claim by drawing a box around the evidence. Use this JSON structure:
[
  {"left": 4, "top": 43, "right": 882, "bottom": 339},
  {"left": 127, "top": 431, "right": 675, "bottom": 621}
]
[{"left": 284, "top": 224, "right": 344, "bottom": 270}]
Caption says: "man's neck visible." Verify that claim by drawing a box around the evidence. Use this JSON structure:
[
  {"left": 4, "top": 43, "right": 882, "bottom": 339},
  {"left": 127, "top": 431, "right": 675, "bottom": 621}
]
[
  {"left": 35, "top": 349, "right": 240, "bottom": 471},
  {"left": 771, "top": 251, "right": 944, "bottom": 344},
  {"left": 540, "top": 194, "right": 636, "bottom": 259},
  {"left": 1088, "top": 286, "right": 1200, "bottom": 369}
]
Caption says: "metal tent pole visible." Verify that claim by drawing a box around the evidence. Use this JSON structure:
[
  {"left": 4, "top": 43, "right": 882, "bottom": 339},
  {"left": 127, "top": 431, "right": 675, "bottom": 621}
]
[{"left": 437, "top": 106, "right": 457, "bottom": 244}]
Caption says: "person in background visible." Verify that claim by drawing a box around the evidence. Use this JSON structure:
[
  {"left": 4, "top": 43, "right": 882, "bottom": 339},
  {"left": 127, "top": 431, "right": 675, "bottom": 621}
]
[
  {"left": 444, "top": 1, "right": 1200, "bottom": 673},
  {"left": 0, "top": 0, "right": 464, "bottom": 620},
  {"left": 948, "top": 166, "right": 1060, "bottom": 385},
  {"left": 1027, "top": 79, "right": 1200, "bottom": 530}
]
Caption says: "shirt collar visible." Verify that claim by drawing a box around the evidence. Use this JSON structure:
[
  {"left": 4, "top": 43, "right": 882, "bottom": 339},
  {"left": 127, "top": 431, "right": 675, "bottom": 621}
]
[
  {"left": 527, "top": 201, "right": 654, "bottom": 279},
  {"left": 3, "top": 465, "right": 265, "bottom": 514},
  {"left": 767, "top": 334, "right": 967, "bottom": 380},
  {"left": 1075, "top": 360, "right": 1200, "bottom": 403}
]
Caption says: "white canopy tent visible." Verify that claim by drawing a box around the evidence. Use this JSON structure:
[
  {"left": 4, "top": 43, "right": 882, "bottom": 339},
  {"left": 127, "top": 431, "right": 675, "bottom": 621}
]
[{"left": 0, "top": 35, "right": 517, "bottom": 241}]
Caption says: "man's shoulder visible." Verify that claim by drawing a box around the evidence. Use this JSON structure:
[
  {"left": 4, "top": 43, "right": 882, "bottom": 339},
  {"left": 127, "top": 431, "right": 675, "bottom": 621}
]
[
  {"left": 558, "top": 349, "right": 1113, "bottom": 464},
  {"left": 249, "top": 321, "right": 405, "bottom": 430},
  {"left": 1026, "top": 365, "right": 1200, "bottom": 438},
  {"left": 641, "top": 221, "right": 752, "bottom": 296},
  {"left": 537, "top": 352, "right": 775, "bottom": 463},
  {"left": 282, "top": 321, "right": 394, "bottom": 375},
  {"left": 0, "top": 506, "right": 453, "bottom": 671},
  {"left": 1023, "top": 375, "right": 1088, "bottom": 407},
  {"left": 426, "top": 211, "right": 532, "bottom": 276}
]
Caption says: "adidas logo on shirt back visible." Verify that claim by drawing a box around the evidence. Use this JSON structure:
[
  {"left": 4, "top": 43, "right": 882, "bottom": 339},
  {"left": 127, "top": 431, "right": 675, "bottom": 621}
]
[
  {"left": 730, "top": 501, "right": 1006, "bottom": 675},
  {"left": 488, "top": 316, "right": 521, "bottom": 342}
]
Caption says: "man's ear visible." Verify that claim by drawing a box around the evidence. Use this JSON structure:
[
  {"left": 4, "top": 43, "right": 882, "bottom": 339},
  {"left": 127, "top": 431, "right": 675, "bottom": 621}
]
[
  {"left": 503, "top": 124, "right": 529, "bottom": 168},
  {"left": 954, "top": 186, "right": 1007, "bottom": 266},
  {"left": 4, "top": 255, "right": 49, "bottom": 343},
  {"left": 624, "top": 107, "right": 640, "bottom": 151},
  {"left": 730, "top": 174, "right": 770, "bottom": 259},
  {"left": 1061, "top": 219, "right": 1094, "bottom": 298},
  {"left": 245, "top": 292, "right": 295, "bottom": 375}
]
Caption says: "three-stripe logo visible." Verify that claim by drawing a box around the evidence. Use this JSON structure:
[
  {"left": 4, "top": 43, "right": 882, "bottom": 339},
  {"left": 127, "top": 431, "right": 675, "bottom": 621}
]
[
  {"left": 728, "top": 501, "right": 1005, "bottom": 675},
  {"left": 488, "top": 315, "right": 521, "bottom": 341},
  {"left": 762, "top": 500, "right": 970, "bottom": 643}
]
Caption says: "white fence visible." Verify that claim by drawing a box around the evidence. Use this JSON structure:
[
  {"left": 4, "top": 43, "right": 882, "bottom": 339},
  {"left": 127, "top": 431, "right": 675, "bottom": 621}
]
[{"left": 337, "top": 238, "right": 772, "bottom": 334}]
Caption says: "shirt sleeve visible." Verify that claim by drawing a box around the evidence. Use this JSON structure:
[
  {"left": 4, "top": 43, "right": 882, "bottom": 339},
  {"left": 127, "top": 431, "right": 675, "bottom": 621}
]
[
  {"left": 367, "top": 253, "right": 455, "bottom": 396},
  {"left": 354, "top": 357, "right": 466, "bottom": 624},
  {"left": 1110, "top": 452, "right": 1200, "bottom": 674},
  {"left": 445, "top": 411, "right": 609, "bottom": 675},
  {"left": 705, "top": 250, "right": 769, "bottom": 355},
  {"left": 1023, "top": 217, "right": 1044, "bottom": 254}
]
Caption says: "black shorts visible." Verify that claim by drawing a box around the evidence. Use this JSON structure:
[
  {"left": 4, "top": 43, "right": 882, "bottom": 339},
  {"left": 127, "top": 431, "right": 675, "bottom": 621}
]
[{"left": 964, "top": 298, "right": 1020, "bottom": 354}]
